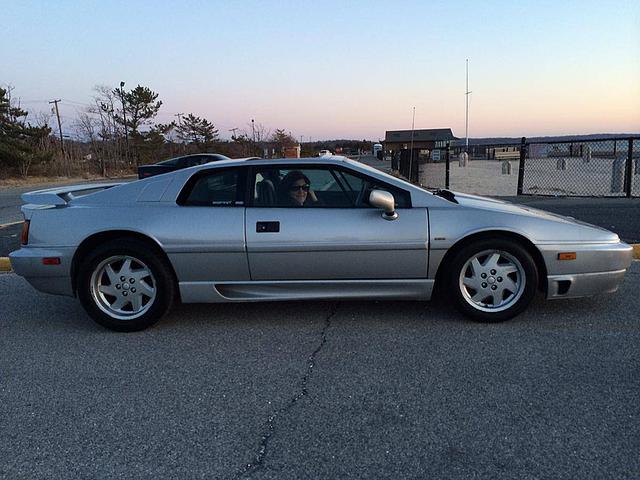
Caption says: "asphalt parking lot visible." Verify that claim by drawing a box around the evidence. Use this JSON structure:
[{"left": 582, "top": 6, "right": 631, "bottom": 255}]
[
  {"left": 1, "top": 164, "right": 639, "bottom": 479},
  {"left": 1, "top": 264, "right": 639, "bottom": 479}
]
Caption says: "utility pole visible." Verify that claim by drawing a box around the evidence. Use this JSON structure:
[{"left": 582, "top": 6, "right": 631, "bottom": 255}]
[
  {"left": 229, "top": 127, "right": 239, "bottom": 139},
  {"left": 174, "top": 113, "right": 185, "bottom": 152},
  {"left": 119, "top": 81, "right": 130, "bottom": 165},
  {"left": 465, "top": 59, "right": 472, "bottom": 151},
  {"left": 49, "top": 99, "right": 65, "bottom": 157},
  {"left": 409, "top": 106, "right": 416, "bottom": 182},
  {"left": 251, "top": 119, "right": 256, "bottom": 156}
]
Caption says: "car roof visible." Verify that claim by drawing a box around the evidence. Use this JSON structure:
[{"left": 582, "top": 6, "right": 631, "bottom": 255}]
[
  {"left": 155, "top": 153, "right": 229, "bottom": 166},
  {"left": 200, "top": 155, "right": 354, "bottom": 169},
  {"left": 182, "top": 153, "right": 229, "bottom": 158},
  {"left": 185, "top": 155, "right": 414, "bottom": 190}
]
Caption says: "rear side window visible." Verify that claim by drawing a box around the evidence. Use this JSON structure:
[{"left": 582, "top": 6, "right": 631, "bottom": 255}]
[
  {"left": 184, "top": 156, "right": 210, "bottom": 167},
  {"left": 179, "top": 168, "right": 244, "bottom": 206},
  {"left": 158, "top": 157, "right": 181, "bottom": 166}
]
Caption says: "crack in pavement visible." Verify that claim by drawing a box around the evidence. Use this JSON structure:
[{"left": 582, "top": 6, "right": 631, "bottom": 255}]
[{"left": 234, "top": 302, "right": 339, "bottom": 479}]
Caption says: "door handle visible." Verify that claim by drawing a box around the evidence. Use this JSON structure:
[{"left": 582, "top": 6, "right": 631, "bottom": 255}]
[{"left": 256, "top": 221, "right": 280, "bottom": 233}]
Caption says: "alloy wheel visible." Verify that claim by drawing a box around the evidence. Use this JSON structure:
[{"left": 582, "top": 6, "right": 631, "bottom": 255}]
[
  {"left": 90, "top": 255, "right": 157, "bottom": 320},
  {"left": 458, "top": 249, "right": 525, "bottom": 313}
]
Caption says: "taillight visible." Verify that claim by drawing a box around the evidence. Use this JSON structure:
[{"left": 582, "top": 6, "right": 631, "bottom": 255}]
[{"left": 20, "top": 220, "right": 30, "bottom": 245}]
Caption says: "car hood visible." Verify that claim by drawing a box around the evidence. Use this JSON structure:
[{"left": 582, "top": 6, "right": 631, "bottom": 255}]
[{"left": 448, "top": 191, "right": 620, "bottom": 242}]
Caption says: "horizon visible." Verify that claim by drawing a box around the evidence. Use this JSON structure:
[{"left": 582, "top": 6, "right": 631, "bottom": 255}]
[{"left": 3, "top": 0, "right": 639, "bottom": 141}]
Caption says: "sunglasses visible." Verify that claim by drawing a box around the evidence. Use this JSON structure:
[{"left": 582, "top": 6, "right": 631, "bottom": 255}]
[{"left": 289, "top": 184, "right": 310, "bottom": 192}]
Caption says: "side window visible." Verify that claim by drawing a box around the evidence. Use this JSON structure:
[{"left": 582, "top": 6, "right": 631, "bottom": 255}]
[
  {"left": 192, "top": 156, "right": 211, "bottom": 166},
  {"left": 180, "top": 169, "right": 243, "bottom": 206},
  {"left": 335, "top": 169, "right": 411, "bottom": 208},
  {"left": 158, "top": 157, "right": 181, "bottom": 167},
  {"left": 183, "top": 156, "right": 210, "bottom": 167},
  {"left": 251, "top": 167, "right": 411, "bottom": 208},
  {"left": 184, "top": 157, "right": 200, "bottom": 167},
  {"left": 253, "top": 168, "right": 353, "bottom": 207}
]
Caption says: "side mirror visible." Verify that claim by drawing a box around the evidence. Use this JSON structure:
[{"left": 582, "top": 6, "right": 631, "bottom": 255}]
[{"left": 369, "top": 190, "right": 398, "bottom": 220}]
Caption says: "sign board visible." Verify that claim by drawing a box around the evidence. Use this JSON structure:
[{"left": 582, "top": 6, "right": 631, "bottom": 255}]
[{"left": 432, "top": 150, "right": 441, "bottom": 161}]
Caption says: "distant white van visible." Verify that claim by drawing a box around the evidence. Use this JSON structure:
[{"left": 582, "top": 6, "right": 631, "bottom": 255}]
[
  {"left": 318, "top": 150, "right": 332, "bottom": 157},
  {"left": 373, "top": 143, "right": 383, "bottom": 156}
]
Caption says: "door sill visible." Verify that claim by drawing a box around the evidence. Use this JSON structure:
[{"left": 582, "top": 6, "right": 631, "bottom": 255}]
[{"left": 179, "top": 279, "right": 434, "bottom": 303}]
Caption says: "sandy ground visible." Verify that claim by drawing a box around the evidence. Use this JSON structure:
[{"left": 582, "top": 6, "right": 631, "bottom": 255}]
[
  {"left": 420, "top": 158, "right": 640, "bottom": 197},
  {"left": 420, "top": 160, "right": 519, "bottom": 196}
]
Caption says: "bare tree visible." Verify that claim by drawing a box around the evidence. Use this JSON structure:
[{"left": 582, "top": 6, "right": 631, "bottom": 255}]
[
  {"left": 88, "top": 85, "right": 123, "bottom": 171},
  {"left": 75, "top": 112, "right": 106, "bottom": 176},
  {"left": 241, "top": 121, "right": 270, "bottom": 157}
]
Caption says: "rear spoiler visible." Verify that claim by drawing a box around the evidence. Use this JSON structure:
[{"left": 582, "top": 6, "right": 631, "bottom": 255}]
[{"left": 21, "top": 182, "right": 123, "bottom": 206}]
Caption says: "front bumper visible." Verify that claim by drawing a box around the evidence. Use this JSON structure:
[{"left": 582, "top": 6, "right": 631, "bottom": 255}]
[
  {"left": 547, "top": 269, "right": 628, "bottom": 299},
  {"left": 9, "top": 246, "right": 75, "bottom": 297},
  {"left": 539, "top": 241, "right": 633, "bottom": 299}
]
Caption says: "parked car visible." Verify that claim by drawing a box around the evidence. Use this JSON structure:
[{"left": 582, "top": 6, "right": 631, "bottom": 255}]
[
  {"left": 318, "top": 150, "right": 332, "bottom": 157},
  {"left": 137, "top": 153, "right": 229, "bottom": 179},
  {"left": 10, "top": 156, "right": 633, "bottom": 332}
]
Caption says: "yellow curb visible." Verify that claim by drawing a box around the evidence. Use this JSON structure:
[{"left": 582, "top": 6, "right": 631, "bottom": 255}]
[
  {"left": 633, "top": 244, "right": 640, "bottom": 260},
  {"left": 0, "top": 257, "right": 11, "bottom": 272},
  {"left": 0, "top": 221, "right": 22, "bottom": 229}
]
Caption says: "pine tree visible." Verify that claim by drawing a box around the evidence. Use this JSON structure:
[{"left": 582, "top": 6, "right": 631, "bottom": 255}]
[
  {"left": 175, "top": 114, "right": 219, "bottom": 151},
  {"left": 0, "top": 87, "right": 52, "bottom": 177}
]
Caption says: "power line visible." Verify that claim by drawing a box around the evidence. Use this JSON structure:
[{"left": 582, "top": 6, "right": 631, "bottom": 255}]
[{"left": 63, "top": 99, "right": 92, "bottom": 107}]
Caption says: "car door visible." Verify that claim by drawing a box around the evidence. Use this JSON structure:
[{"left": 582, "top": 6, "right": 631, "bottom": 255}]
[
  {"left": 245, "top": 165, "right": 429, "bottom": 281},
  {"left": 168, "top": 166, "right": 250, "bottom": 283}
]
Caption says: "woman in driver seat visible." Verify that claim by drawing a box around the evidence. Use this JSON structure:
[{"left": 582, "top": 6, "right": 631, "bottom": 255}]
[{"left": 279, "top": 170, "right": 320, "bottom": 207}]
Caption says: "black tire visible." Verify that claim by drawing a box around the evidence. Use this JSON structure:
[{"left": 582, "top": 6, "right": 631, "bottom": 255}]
[
  {"left": 447, "top": 238, "right": 538, "bottom": 322},
  {"left": 77, "top": 238, "right": 176, "bottom": 332}
]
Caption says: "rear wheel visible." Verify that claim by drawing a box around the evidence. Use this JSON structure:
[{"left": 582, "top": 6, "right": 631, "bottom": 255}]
[
  {"left": 77, "top": 239, "right": 176, "bottom": 331},
  {"left": 447, "top": 238, "right": 538, "bottom": 322}
]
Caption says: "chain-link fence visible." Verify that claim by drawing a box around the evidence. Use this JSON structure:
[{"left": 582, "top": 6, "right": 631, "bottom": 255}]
[
  {"left": 633, "top": 139, "right": 640, "bottom": 197},
  {"left": 397, "top": 143, "right": 521, "bottom": 195},
  {"left": 397, "top": 148, "right": 448, "bottom": 189},
  {"left": 518, "top": 137, "right": 639, "bottom": 197},
  {"left": 392, "top": 137, "right": 639, "bottom": 197}
]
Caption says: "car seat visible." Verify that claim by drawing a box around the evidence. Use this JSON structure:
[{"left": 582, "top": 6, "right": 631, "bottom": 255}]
[{"left": 256, "top": 179, "right": 277, "bottom": 206}]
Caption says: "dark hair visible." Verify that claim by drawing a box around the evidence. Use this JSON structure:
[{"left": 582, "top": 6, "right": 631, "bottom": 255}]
[
  {"left": 280, "top": 170, "right": 310, "bottom": 191},
  {"left": 279, "top": 170, "right": 311, "bottom": 205}
]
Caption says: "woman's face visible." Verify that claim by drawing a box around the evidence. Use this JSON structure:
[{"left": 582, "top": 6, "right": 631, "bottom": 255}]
[{"left": 288, "top": 179, "right": 309, "bottom": 205}]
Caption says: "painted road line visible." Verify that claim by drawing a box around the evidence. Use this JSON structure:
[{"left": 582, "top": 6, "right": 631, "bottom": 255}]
[
  {"left": 0, "top": 220, "right": 22, "bottom": 229},
  {"left": 0, "top": 257, "right": 11, "bottom": 272}
]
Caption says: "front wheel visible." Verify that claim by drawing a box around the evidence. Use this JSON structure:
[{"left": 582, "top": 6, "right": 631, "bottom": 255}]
[
  {"left": 447, "top": 239, "right": 538, "bottom": 322},
  {"left": 77, "top": 239, "right": 176, "bottom": 331}
]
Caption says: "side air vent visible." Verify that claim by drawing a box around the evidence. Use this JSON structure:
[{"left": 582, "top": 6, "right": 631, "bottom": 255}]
[{"left": 556, "top": 280, "right": 571, "bottom": 295}]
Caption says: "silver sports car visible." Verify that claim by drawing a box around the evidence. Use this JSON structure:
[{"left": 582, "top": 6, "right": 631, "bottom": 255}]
[{"left": 10, "top": 156, "right": 633, "bottom": 331}]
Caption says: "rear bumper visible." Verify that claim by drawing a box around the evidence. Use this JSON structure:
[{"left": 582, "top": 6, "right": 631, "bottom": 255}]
[{"left": 9, "top": 246, "right": 75, "bottom": 296}]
